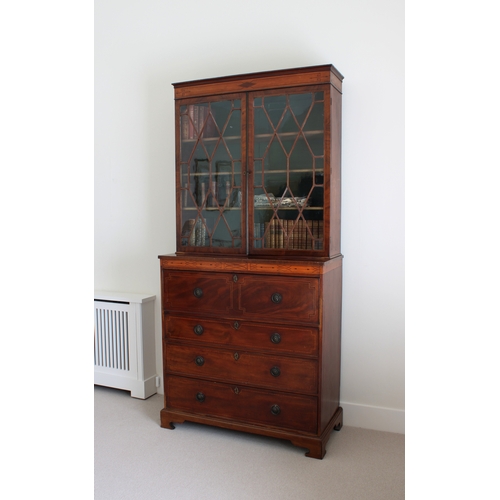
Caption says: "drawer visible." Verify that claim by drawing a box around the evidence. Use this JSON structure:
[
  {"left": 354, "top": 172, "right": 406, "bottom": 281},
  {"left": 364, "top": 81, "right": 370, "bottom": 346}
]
[
  {"left": 166, "top": 375, "right": 318, "bottom": 433},
  {"left": 236, "top": 274, "right": 319, "bottom": 323},
  {"left": 165, "top": 314, "right": 319, "bottom": 357},
  {"left": 163, "top": 270, "right": 233, "bottom": 314},
  {"left": 165, "top": 344, "right": 318, "bottom": 394}
]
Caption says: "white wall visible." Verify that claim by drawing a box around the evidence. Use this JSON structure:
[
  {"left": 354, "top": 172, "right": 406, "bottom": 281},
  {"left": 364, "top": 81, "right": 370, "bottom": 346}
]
[{"left": 95, "top": 0, "right": 404, "bottom": 433}]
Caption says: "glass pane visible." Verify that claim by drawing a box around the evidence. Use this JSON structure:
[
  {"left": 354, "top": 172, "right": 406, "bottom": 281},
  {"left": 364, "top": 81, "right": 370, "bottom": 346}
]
[
  {"left": 263, "top": 95, "right": 286, "bottom": 128},
  {"left": 251, "top": 90, "right": 326, "bottom": 254},
  {"left": 290, "top": 136, "right": 313, "bottom": 171},
  {"left": 179, "top": 98, "right": 242, "bottom": 250},
  {"left": 264, "top": 171, "right": 286, "bottom": 204},
  {"left": 303, "top": 101, "right": 324, "bottom": 133},
  {"left": 211, "top": 100, "right": 231, "bottom": 133},
  {"left": 315, "top": 157, "right": 324, "bottom": 174},
  {"left": 309, "top": 184, "right": 324, "bottom": 208},
  {"left": 254, "top": 106, "right": 273, "bottom": 136},
  {"left": 224, "top": 112, "right": 242, "bottom": 159},
  {"left": 277, "top": 109, "right": 299, "bottom": 136},
  {"left": 289, "top": 93, "right": 313, "bottom": 127},
  {"left": 212, "top": 217, "right": 234, "bottom": 247},
  {"left": 263, "top": 138, "right": 287, "bottom": 172}
]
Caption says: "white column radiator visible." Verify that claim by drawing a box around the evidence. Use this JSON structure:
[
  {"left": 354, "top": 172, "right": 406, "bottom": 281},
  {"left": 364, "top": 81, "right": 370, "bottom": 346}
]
[{"left": 94, "top": 291, "right": 157, "bottom": 399}]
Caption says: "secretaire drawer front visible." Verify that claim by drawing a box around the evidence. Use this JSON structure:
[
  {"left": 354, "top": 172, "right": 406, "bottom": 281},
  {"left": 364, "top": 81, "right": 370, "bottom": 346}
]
[
  {"left": 163, "top": 271, "right": 233, "bottom": 314},
  {"left": 166, "top": 376, "right": 318, "bottom": 433},
  {"left": 236, "top": 275, "right": 319, "bottom": 323},
  {"left": 165, "top": 315, "right": 319, "bottom": 356},
  {"left": 166, "top": 344, "right": 318, "bottom": 394}
]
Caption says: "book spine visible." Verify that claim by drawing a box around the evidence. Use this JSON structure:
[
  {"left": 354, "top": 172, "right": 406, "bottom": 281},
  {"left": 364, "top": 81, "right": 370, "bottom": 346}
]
[
  {"left": 193, "top": 105, "right": 199, "bottom": 137},
  {"left": 181, "top": 115, "right": 189, "bottom": 140},
  {"left": 306, "top": 221, "right": 313, "bottom": 249},
  {"left": 198, "top": 106, "right": 205, "bottom": 137},
  {"left": 278, "top": 221, "right": 283, "bottom": 249},
  {"left": 188, "top": 105, "right": 194, "bottom": 139},
  {"left": 254, "top": 223, "right": 260, "bottom": 249}
]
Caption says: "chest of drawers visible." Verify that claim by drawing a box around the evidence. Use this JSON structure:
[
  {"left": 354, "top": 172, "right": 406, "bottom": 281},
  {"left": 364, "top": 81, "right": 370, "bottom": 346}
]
[{"left": 159, "top": 254, "right": 343, "bottom": 458}]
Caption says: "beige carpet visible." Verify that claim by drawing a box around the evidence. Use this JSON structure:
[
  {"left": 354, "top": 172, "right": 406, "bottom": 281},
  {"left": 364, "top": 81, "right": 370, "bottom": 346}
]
[{"left": 94, "top": 385, "right": 404, "bottom": 499}]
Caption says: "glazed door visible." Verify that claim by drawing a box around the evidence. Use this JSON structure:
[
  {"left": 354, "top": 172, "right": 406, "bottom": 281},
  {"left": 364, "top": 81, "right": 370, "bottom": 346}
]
[
  {"left": 176, "top": 94, "right": 247, "bottom": 253},
  {"left": 248, "top": 86, "right": 330, "bottom": 256}
]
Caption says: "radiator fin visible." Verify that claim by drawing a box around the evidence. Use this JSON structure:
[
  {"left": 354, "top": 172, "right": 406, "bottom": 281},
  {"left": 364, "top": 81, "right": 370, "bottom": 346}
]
[{"left": 94, "top": 306, "right": 130, "bottom": 371}]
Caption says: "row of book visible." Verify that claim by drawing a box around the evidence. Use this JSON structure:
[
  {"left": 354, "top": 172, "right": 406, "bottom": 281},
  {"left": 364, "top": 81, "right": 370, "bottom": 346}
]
[
  {"left": 181, "top": 105, "right": 217, "bottom": 140},
  {"left": 254, "top": 219, "right": 324, "bottom": 250}
]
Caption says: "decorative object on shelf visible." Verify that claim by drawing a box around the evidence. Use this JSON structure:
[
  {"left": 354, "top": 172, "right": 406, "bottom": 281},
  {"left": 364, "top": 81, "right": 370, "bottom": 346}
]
[{"left": 254, "top": 193, "right": 276, "bottom": 206}]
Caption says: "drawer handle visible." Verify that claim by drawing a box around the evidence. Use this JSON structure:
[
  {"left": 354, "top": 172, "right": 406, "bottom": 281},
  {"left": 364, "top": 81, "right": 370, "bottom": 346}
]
[
  {"left": 270, "top": 333, "right": 281, "bottom": 344},
  {"left": 233, "top": 321, "right": 240, "bottom": 330},
  {"left": 234, "top": 352, "right": 240, "bottom": 361},
  {"left": 270, "top": 366, "right": 281, "bottom": 377},
  {"left": 193, "top": 287, "right": 203, "bottom": 298},
  {"left": 271, "top": 404, "right": 281, "bottom": 416},
  {"left": 196, "top": 392, "right": 205, "bottom": 402},
  {"left": 233, "top": 274, "right": 238, "bottom": 282},
  {"left": 193, "top": 324, "right": 204, "bottom": 336},
  {"left": 195, "top": 356, "right": 205, "bottom": 366},
  {"left": 271, "top": 292, "right": 282, "bottom": 304}
]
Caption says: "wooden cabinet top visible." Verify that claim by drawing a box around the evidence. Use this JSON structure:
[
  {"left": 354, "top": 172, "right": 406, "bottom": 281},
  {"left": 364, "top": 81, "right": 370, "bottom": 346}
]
[
  {"left": 159, "top": 253, "right": 342, "bottom": 276},
  {"left": 173, "top": 64, "right": 344, "bottom": 99}
]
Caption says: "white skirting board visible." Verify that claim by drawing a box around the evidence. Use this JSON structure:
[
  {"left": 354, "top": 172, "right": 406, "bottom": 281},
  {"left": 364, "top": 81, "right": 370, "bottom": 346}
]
[
  {"left": 341, "top": 401, "right": 405, "bottom": 434},
  {"left": 94, "top": 291, "right": 157, "bottom": 399}
]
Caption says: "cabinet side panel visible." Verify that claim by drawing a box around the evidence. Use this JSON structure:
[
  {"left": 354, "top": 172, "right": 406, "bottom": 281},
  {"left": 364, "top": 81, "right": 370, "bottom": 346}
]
[
  {"left": 329, "top": 86, "right": 342, "bottom": 257},
  {"left": 320, "top": 262, "right": 342, "bottom": 431}
]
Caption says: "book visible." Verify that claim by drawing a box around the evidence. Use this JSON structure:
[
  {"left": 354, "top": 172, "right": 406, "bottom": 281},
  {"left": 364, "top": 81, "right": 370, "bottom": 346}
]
[
  {"left": 306, "top": 221, "right": 313, "bottom": 249},
  {"left": 288, "top": 220, "right": 295, "bottom": 249},
  {"left": 181, "top": 114, "right": 189, "bottom": 140},
  {"left": 317, "top": 221, "right": 324, "bottom": 250},
  {"left": 277, "top": 221, "right": 284, "bottom": 248},
  {"left": 264, "top": 222, "right": 270, "bottom": 248},
  {"left": 188, "top": 105, "right": 195, "bottom": 139},
  {"left": 254, "top": 223, "right": 261, "bottom": 248}
]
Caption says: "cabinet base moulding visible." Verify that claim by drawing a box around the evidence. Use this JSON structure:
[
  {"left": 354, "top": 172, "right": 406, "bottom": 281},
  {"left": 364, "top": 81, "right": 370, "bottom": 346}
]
[{"left": 160, "top": 406, "right": 343, "bottom": 459}]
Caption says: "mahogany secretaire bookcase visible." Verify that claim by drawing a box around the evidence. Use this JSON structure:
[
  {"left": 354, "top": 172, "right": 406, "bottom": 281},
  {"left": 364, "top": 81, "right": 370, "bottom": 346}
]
[{"left": 159, "top": 64, "right": 343, "bottom": 458}]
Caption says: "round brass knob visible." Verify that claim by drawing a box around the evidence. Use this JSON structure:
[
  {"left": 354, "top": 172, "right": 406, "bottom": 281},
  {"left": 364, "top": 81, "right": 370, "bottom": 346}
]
[
  {"left": 270, "top": 333, "right": 281, "bottom": 344},
  {"left": 195, "top": 356, "right": 205, "bottom": 366},
  {"left": 271, "top": 292, "right": 282, "bottom": 304},
  {"left": 193, "top": 287, "right": 203, "bottom": 298},
  {"left": 193, "top": 324, "right": 204, "bottom": 336},
  {"left": 196, "top": 392, "right": 205, "bottom": 402},
  {"left": 271, "top": 404, "right": 281, "bottom": 416}
]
